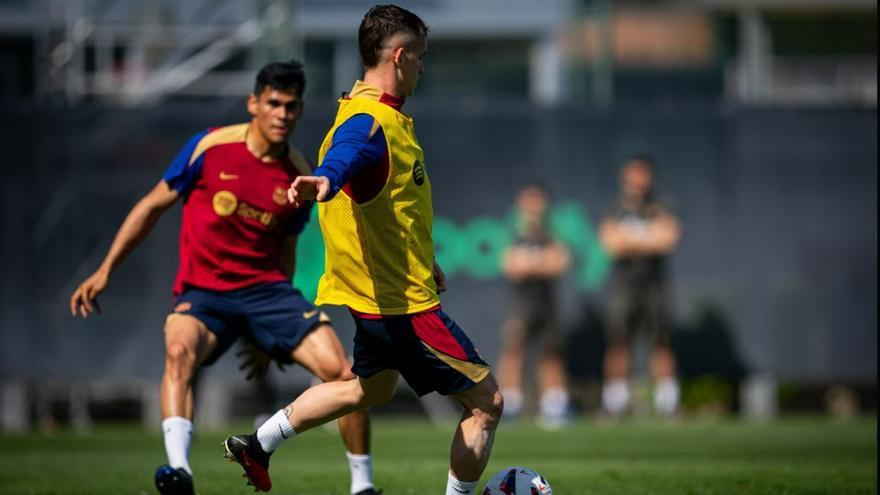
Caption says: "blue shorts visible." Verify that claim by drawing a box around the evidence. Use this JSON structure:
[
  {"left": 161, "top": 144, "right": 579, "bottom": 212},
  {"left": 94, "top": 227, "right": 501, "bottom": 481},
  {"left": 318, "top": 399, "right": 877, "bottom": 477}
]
[
  {"left": 167, "top": 282, "right": 329, "bottom": 366},
  {"left": 351, "top": 307, "right": 491, "bottom": 397}
]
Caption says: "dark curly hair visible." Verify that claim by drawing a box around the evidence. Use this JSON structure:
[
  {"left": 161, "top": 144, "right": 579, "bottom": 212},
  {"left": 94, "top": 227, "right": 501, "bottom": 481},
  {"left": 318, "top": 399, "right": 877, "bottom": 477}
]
[{"left": 254, "top": 59, "right": 306, "bottom": 98}]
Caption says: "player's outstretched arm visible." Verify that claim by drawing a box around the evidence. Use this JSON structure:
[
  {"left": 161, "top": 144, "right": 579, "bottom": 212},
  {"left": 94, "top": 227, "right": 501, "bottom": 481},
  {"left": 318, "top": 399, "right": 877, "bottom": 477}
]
[
  {"left": 70, "top": 180, "right": 179, "bottom": 318},
  {"left": 287, "top": 175, "right": 330, "bottom": 207}
]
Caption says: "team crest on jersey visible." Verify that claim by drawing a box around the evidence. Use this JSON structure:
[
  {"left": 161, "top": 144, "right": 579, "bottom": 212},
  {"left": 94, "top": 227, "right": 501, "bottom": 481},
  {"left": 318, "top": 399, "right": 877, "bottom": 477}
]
[
  {"left": 212, "top": 190, "right": 238, "bottom": 216},
  {"left": 272, "top": 186, "right": 288, "bottom": 206},
  {"left": 413, "top": 160, "right": 425, "bottom": 185}
]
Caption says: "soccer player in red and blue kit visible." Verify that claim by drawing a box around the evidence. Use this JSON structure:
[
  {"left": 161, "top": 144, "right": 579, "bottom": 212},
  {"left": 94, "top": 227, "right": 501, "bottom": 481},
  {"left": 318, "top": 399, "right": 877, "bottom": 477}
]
[{"left": 69, "top": 61, "right": 380, "bottom": 495}]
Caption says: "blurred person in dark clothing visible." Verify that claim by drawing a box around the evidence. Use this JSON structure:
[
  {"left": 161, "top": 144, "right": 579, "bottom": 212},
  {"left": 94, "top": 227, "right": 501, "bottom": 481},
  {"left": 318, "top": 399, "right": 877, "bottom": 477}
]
[
  {"left": 599, "top": 156, "right": 681, "bottom": 417},
  {"left": 497, "top": 183, "right": 572, "bottom": 427}
]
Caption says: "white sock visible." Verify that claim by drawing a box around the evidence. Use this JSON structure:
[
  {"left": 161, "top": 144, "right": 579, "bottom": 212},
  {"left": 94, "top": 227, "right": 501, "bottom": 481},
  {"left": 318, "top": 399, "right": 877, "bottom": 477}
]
[
  {"left": 256, "top": 408, "right": 296, "bottom": 453},
  {"left": 501, "top": 387, "right": 523, "bottom": 417},
  {"left": 162, "top": 416, "right": 193, "bottom": 475},
  {"left": 446, "top": 472, "right": 479, "bottom": 495},
  {"left": 602, "top": 379, "right": 630, "bottom": 415},
  {"left": 654, "top": 378, "right": 680, "bottom": 416},
  {"left": 346, "top": 452, "right": 374, "bottom": 494},
  {"left": 539, "top": 387, "right": 569, "bottom": 419}
]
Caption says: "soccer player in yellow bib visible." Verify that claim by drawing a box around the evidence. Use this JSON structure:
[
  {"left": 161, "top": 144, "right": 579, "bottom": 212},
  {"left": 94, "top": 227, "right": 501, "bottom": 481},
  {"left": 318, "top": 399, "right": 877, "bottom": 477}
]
[{"left": 223, "top": 5, "right": 503, "bottom": 495}]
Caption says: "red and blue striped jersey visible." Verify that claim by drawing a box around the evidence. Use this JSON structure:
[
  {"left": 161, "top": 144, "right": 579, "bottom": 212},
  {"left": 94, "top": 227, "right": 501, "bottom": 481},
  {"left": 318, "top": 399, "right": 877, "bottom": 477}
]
[{"left": 162, "top": 123, "right": 313, "bottom": 295}]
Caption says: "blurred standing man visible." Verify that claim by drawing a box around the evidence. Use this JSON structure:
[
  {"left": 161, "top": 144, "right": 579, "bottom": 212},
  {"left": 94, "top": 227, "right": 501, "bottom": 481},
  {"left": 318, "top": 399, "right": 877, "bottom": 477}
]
[
  {"left": 70, "top": 61, "right": 379, "bottom": 495},
  {"left": 497, "top": 183, "right": 571, "bottom": 427},
  {"left": 223, "top": 6, "right": 503, "bottom": 495},
  {"left": 599, "top": 156, "right": 682, "bottom": 417}
]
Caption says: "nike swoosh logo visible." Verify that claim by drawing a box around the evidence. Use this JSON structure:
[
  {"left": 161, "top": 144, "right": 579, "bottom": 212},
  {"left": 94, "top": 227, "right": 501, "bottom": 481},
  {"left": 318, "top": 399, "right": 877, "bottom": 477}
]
[
  {"left": 452, "top": 489, "right": 470, "bottom": 494},
  {"left": 278, "top": 424, "right": 288, "bottom": 439},
  {"left": 219, "top": 171, "right": 239, "bottom": 180},
  {"left": 303, "top": 310, "right": 318, "bottom": 319}
]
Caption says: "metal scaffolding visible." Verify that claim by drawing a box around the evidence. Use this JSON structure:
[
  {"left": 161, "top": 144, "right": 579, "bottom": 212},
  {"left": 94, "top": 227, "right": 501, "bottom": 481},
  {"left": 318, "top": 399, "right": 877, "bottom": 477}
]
[{"left": 31, "top": 0, "right": 304, "bottom": 105}]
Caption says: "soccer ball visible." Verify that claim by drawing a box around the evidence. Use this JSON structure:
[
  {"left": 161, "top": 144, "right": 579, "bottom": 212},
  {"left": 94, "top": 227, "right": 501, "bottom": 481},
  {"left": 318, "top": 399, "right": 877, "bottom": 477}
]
[{"left": 482, "top": 466, "right": 552, "bottom": 495}]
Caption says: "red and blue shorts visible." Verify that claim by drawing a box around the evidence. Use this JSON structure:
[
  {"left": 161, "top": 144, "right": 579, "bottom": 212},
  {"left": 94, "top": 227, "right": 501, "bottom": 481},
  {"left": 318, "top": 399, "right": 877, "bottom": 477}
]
[{"left": 350, "top": 306, "right": 491, "bottom": 396}]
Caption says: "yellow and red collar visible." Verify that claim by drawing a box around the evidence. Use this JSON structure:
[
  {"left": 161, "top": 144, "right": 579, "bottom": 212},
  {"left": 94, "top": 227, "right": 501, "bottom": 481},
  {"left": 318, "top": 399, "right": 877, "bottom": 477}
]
[{"left": 347, "top": 80, "right": 405, "bottom": 111}]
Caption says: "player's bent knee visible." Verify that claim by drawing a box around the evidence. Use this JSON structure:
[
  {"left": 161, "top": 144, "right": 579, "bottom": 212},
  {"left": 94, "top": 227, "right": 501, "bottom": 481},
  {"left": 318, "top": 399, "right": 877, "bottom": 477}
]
[
  {"left": 316, "top": 359, "right": 354, "bottom": 383},
  {"left": 337, "top": 367, "right": 356, "bottom": 382},
  {"left": 463, "top": 379, "right": 504, "bottom": 427},
  {"left": 481, "top": 389, "right": 504, "bottom": 427},
  {"left": 322, "top": 366, "right": 351, "bottom": 383},
  {"left": 340, "top": 378, "right": 386, "bottom": 409},
  {"left": 166, "top": 341, "right": 195, "bottom": 363},
  {"left": 164, "top": 342, "right": 197, "bottom": 378}
]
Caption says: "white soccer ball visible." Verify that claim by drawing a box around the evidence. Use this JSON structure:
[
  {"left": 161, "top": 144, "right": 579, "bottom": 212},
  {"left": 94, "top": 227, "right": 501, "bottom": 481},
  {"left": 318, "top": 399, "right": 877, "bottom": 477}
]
[{"left": 482, "top": 466, "right": 552, "bottom": 495}]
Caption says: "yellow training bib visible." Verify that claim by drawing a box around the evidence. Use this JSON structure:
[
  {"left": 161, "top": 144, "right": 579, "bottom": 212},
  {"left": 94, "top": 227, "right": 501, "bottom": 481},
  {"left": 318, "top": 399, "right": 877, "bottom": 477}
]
[{"left": 315, "top": 96, "right": 439, "bottom": 315}]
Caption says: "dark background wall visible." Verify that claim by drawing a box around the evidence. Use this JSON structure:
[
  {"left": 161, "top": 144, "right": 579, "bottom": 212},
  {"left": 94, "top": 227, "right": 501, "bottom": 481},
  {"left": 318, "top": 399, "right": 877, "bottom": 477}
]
[{"left": 1, "top": 99, "right": 875, "bottom": 384}]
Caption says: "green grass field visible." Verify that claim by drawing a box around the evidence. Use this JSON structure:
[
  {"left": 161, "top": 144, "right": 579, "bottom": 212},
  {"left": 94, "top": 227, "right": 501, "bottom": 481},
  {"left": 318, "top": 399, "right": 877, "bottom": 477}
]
[{"left": 2, "top": 417, "right": 875, "bottom": 494}]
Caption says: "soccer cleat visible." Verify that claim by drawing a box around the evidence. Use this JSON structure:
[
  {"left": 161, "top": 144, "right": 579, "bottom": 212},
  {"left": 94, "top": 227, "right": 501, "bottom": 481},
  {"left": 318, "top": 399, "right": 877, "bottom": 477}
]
[
  {"left": 154, "top": 464, "right": 195, "bottom": 495},
  {"left": 223, "top": 433, "right": 272, "bottom": 492},
  {"left": 353, "top": 488, "right": 383, "bottom": 495}
]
